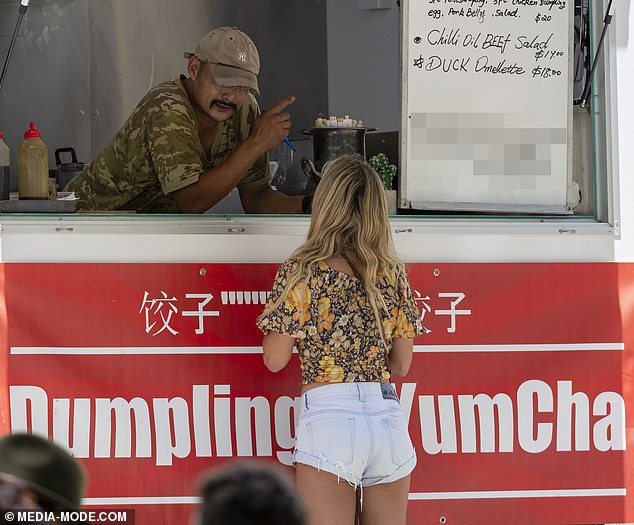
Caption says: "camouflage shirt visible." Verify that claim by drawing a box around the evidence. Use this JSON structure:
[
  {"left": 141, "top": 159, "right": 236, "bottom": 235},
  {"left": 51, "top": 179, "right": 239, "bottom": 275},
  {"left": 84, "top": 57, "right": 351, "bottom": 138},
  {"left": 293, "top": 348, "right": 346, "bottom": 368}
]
[{"left": 66, "top": 76, "right": 271, "bottom": 213}]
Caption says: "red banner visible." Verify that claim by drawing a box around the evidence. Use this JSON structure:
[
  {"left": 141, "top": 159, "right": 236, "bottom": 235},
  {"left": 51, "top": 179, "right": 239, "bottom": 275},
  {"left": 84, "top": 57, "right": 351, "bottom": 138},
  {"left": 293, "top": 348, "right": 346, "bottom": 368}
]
[{"left": 1, "top": 262, "right": 632, "bottom": 525}]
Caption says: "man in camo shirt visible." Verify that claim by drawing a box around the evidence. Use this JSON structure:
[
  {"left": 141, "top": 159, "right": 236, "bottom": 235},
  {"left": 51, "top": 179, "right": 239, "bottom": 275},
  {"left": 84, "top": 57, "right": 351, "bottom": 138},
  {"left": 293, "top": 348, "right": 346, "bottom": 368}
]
[{"left": 66, "top": 27, "right": 306, "bottom": 214}]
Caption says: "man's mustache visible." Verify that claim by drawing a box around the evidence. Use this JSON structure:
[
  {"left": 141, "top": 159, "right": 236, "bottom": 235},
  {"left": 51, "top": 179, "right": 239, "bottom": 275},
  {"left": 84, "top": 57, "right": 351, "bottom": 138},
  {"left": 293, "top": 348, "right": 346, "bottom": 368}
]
[{"left": 211, "top": 99, "right": 237, "bottom": 111}]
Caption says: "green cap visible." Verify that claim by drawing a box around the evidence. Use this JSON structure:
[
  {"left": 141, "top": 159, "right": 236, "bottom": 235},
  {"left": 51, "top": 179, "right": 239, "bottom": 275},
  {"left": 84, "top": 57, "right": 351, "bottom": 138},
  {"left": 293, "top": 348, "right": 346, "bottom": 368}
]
[{"left": 0, "top": 433, "right": 87, "bottom": 509}]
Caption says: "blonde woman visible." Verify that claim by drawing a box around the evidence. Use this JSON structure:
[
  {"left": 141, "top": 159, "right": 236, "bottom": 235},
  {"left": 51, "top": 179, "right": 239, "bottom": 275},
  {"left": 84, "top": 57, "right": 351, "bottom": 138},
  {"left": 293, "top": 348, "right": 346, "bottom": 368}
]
[{"left": 256, "top": 154, "right": 423, "bottom": 525}]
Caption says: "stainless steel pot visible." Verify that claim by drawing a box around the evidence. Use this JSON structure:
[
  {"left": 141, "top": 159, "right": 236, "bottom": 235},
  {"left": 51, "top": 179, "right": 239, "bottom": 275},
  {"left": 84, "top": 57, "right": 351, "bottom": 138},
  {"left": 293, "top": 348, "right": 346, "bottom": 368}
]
[
  {"left": 300, "top": 127, "right": 376, "bottom": 184},
  {"left": 55, "top": 147, "right": 88, "bottom": 190}
]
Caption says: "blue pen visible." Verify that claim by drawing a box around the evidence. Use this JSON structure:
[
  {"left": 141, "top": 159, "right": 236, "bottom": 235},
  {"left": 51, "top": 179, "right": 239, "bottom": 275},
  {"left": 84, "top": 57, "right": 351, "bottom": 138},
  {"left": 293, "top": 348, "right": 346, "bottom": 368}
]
[{"left": 283, "top": 137, "right": 297, "bottom": 152}]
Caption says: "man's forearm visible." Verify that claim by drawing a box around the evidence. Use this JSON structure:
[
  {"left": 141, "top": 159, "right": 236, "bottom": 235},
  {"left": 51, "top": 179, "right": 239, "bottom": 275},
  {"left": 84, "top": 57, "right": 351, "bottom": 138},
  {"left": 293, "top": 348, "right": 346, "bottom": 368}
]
[
  {"left": 172, "top": 138, "right": 266, "bottom": 213},
  {"left": 240, "top": 185, "right": 304, "bottom": 214}
]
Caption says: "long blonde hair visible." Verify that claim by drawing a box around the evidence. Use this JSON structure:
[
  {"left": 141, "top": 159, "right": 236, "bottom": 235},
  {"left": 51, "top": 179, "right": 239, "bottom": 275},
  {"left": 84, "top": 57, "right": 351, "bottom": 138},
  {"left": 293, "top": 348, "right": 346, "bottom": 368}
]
[{"left": 264, "top": 154, "right": 403, "bottom": 342}]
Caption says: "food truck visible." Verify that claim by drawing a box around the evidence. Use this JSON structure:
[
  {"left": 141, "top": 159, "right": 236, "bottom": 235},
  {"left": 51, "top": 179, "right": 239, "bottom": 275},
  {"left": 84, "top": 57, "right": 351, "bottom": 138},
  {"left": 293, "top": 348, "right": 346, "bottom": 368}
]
[{"left": 0, "top": 1, "right": 631, "bottom": 524}]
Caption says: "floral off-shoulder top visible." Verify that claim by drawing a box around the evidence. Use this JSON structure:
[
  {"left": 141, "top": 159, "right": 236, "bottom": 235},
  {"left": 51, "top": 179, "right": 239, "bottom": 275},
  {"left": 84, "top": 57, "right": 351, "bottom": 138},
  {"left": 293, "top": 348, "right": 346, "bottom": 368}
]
[{"left": 256, "top": 258, "right": 424, "bottom": 385}]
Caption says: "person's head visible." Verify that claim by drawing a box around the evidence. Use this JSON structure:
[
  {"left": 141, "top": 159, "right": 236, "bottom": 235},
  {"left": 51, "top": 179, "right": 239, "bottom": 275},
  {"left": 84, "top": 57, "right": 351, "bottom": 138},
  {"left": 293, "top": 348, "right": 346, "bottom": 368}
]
[
  {"left": 264, "top": 154, "right": 401, "bottom": 345},
  {"left": 197, "top": 461, "right": 305, "bottom": 525},
  {"left": 184, "top": 27, "right": 260, "bottom": 123},
  {"left": 0, "top": 433, "right": 87, "bottom": 513},
  {"left": 307, "top": 154, "right": 392, "bottom": 259}
]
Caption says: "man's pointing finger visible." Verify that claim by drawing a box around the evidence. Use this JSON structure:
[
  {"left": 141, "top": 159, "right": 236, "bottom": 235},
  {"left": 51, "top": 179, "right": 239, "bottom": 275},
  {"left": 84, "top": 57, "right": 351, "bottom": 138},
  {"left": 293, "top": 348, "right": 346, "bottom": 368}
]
[{"left": 267, "top": 96, "right": 296, "bottom": 114}]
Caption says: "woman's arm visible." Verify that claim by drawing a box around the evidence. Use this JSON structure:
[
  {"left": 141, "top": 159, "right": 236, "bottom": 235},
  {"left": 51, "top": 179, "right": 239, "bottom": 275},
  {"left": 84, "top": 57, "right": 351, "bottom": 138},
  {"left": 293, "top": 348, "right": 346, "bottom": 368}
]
[
  {"left": 388, "top": 338, "right": 414, "bottom": 376},
  {"left": 262, "top": 332, "right": 296, "bottom": 372}
]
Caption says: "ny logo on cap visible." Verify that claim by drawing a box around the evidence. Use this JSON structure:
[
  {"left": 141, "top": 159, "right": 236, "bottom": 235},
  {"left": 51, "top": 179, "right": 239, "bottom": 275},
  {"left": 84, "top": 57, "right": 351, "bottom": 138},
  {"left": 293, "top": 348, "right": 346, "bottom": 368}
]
[{"left": 238, "top": 52, "right": 247, "bottom": 63}]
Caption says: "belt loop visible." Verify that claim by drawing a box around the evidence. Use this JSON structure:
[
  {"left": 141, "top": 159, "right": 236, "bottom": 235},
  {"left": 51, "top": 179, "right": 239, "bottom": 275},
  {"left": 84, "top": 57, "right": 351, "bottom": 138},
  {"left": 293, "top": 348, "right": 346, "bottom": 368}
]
[{"left": 304, "top": 392, "right": 309, "bottom": 410}]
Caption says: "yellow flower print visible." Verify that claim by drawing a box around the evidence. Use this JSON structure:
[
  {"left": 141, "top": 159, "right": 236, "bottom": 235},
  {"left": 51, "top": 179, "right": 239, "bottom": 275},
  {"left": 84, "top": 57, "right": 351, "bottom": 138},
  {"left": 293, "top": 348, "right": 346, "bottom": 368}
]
[
  {"left": 261, "top": 299, "right": 276, "bottom": 316},
  {"left": 393, "top": 309, "right": 414, "bottom": 338},
  {"left": 284, "top": 282, "right": 311, "bottom": 326},
  {"left": 318, "top": 297, "right": 329, "bottom": 315},
  {"left": 317, "top": 356, "right": 345, "bottom": 383},
  {"left": 259, "top": 318, "right": 270, "bottom": 329},
  {"left": 329, "top": 329, "right": 345, "bottom": 348},
  {"left": 388, "top": 307, "right": 399, "bottom": 322},
  {"left": 317, "top": 298, "right": 334, "bottom": 332},
  {"left": 366, "top": 346, "right": 381, "bottom": 360},
  {"left": 402, "top": 322, "right": 416, "bottom": 338},
  {"left": 382, "top": 318, "right": 394, "bottom": 340},
  {"left": 386, "top": 308, "right": 409, "bottom": 338}
]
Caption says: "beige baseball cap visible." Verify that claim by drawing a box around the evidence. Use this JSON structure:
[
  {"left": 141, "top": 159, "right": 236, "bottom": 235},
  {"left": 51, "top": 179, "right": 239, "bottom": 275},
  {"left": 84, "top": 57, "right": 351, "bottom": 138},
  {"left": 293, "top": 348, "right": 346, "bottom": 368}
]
[{"left": 185, "top": 27, "right": 260, "bottom": 95}]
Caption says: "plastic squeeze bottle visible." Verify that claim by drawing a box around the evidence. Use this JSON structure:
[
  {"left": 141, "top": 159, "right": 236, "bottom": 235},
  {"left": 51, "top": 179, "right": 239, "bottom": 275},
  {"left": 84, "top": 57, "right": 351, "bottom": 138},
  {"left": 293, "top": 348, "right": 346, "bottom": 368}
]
[
  {"left": 18, "top": 121, "right": 49, "bottom": 200},
  {"left": 0, "top": 131, "right": 9, "bottom": 200}
]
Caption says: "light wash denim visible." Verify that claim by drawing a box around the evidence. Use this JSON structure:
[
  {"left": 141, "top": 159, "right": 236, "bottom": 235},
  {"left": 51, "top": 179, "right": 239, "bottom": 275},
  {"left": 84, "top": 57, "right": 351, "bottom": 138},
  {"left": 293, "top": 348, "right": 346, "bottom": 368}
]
[{"left": 293, "top": 382, "right": 417, "bottom": 488}]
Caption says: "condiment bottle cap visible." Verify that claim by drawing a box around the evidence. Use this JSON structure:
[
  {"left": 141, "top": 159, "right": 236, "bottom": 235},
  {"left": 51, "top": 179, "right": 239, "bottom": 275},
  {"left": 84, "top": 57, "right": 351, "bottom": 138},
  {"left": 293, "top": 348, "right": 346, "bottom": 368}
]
[{"left": 24, "top": 121, "right": 41, "bottom": 139}]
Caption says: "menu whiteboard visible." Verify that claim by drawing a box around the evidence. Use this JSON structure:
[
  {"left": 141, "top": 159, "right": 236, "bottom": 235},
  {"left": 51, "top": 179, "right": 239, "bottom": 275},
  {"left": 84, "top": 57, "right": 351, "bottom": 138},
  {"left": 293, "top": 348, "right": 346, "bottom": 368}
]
[{"left": 400, "top": 0, "right": 573, "bottom": 213}]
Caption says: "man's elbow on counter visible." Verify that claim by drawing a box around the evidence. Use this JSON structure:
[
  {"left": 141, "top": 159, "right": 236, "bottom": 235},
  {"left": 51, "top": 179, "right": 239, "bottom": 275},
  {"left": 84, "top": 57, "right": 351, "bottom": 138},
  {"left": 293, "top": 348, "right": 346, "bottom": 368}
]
[
  {"left": 171, "top": 185, "right": 218, "bottom": 214},
  {"left": 176, "top": 200, "right": 208, "bottom": 214}
]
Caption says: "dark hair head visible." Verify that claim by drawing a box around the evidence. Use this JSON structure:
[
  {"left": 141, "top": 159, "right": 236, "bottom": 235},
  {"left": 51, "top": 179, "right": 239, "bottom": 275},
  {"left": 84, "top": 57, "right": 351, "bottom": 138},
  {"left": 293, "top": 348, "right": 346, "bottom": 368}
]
[{"left": 198, "top": 462, "right": 305, "bottom": 525}]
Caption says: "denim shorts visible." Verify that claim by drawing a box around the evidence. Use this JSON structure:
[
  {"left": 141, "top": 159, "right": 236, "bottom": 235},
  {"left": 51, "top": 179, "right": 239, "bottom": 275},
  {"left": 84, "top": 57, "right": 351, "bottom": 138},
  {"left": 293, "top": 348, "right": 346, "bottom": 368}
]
[{"left": 292, "top": 382, "right": 417, "bottom": 488}]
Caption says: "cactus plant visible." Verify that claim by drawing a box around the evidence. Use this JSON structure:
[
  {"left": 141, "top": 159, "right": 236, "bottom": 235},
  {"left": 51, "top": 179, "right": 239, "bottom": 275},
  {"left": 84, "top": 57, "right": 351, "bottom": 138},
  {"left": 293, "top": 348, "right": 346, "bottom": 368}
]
[{"left": 369, "top": 153, "right": 397, "bottom": 190}]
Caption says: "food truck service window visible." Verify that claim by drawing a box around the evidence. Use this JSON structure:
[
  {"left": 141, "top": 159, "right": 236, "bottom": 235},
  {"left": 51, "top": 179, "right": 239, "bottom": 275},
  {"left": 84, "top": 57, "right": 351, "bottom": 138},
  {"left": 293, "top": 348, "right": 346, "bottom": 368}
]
[{"left": 0, "top": 0, "right": 619, "bottom": 236}]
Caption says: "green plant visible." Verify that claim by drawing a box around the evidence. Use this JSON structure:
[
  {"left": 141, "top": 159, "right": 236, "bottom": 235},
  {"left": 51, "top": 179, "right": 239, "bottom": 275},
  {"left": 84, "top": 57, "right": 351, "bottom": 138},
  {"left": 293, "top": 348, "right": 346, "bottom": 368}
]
[{"left": 369, "top": 153, "right": 397, "bottom": 190}]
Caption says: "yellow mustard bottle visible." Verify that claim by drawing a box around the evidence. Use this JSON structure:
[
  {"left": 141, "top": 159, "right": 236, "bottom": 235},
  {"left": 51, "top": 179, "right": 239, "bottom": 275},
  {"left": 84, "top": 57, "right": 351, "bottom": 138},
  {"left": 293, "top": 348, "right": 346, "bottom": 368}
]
[
  {"left": 18, "top": 121, "right": 49, "bottom": 200},
  {"left": 0, "top": 130, "right": 9, "bottom": 200}
]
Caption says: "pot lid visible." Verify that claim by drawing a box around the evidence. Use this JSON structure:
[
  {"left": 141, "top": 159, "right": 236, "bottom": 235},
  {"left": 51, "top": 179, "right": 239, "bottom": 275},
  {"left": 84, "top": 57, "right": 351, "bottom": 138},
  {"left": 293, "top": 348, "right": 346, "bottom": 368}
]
[{"left": 301, "top": 127, "right": 376, "bottom": 135}]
